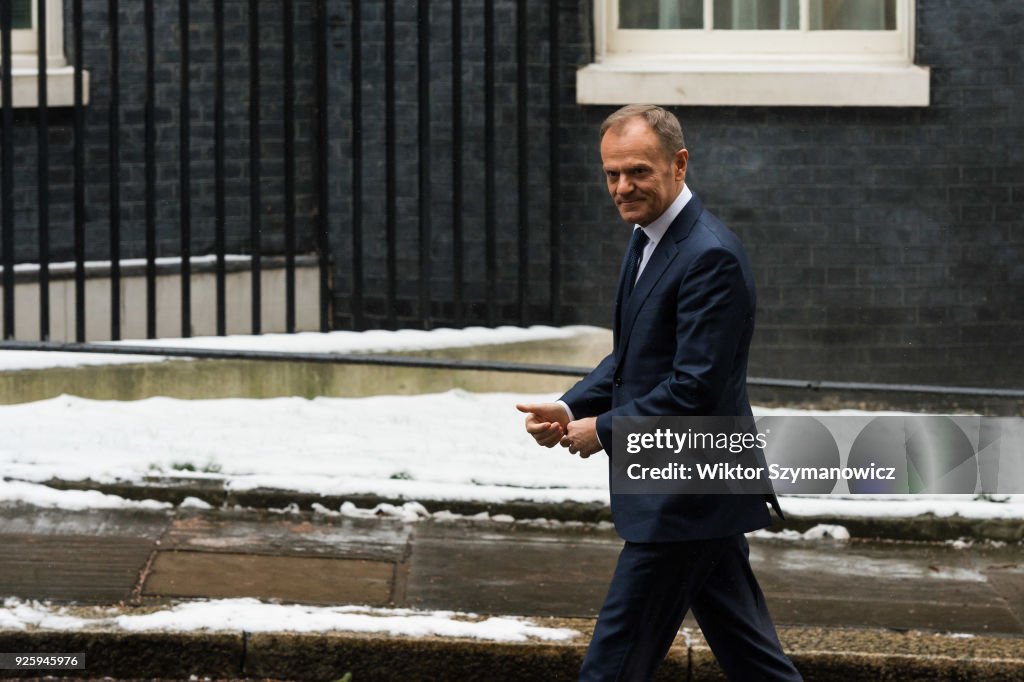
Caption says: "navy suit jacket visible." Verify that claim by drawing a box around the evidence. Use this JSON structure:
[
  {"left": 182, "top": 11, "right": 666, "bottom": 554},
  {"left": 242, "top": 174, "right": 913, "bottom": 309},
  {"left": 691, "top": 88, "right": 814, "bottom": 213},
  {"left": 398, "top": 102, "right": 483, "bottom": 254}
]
[{"left": 561, "top": 193, "right": 783, "bottom": 543}]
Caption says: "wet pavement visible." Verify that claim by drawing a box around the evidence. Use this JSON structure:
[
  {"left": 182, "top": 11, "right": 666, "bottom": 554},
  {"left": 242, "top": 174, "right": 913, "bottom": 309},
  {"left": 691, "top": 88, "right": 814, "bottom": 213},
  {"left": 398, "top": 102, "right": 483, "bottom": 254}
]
[{"left": 1, "top": 504, "right": 1022, "bottom": 637}]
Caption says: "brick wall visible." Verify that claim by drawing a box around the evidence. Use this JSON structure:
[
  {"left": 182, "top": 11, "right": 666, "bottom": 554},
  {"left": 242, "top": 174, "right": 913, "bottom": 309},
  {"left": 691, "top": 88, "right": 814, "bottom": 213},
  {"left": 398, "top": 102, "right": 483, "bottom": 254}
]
[
  {"left": 326, "top": 0, "right": 1024, "bottom": 386},
  {"left": 3, "top": 0, "right": 319, "bottom": 265},
  {"left": 325, "top": 0, "right": 569, "bottom": 328},
  {"left": 550, "top": 1, "right": 1024, "bottom": 387},
  {"left": 1, "top": 0, "right": 1021, "bottom": 387}
]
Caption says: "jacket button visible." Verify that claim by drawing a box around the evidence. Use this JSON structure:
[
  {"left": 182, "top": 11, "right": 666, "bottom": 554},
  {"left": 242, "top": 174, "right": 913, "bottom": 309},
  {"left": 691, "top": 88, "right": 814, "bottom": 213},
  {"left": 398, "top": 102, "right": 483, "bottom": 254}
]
[{"left": 614, "top": 376, "right": 623, "bottom": 387}]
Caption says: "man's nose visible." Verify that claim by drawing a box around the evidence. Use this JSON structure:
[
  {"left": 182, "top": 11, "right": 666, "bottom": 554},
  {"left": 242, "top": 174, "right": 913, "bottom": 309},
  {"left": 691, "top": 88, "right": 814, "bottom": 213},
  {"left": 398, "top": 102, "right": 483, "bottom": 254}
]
[{"left": 615, "top": 175, "right": 634, "bottom": 196}]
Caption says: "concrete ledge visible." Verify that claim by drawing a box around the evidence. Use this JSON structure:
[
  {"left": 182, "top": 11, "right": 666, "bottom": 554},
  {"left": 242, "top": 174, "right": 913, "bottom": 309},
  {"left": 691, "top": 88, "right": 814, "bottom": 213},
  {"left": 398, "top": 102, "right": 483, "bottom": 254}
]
[
  {"left": 0, "top": 629, "right": 243, "bottom": 680},
  {"left": 10, "top": 66, "right": 90, "bottom": 108},
  {"left": 576, "top": 61, "right": 931, "bottom": 107},
  {"left": 36, "top": 478, "right": 1024, "bottom": 543},
  {"left": 0, "top": 257, "right": 323, "bottom": 343},
  {"left": 1, "top": 623, "right": 1021, "bottom": 681},
  {"left": 246, "top": 631, "right": 593, "bottom": 682},
  {"left": 0, "top": 328, "right": 611, "bottom": 405}
]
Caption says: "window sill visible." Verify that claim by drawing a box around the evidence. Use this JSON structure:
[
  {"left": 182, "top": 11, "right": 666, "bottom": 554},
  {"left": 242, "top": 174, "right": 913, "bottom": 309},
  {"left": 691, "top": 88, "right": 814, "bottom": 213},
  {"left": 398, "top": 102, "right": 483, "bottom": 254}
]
[
  {"left": 8, "top": 65, "right": 91, "bottom": 107},
  {"left": 576, "top": 59, "right": 930, "bottom": 107}
]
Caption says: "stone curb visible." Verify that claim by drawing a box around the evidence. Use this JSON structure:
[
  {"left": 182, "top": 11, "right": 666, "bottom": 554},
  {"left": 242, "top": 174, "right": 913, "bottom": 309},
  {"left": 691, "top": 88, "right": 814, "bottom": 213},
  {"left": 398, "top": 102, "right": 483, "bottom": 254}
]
[
  {"left": 0, "top": 630, "right": 243, "bottom": 680},
  {"left": 42, "top": 477, "right": 1024, "bottom": 543},
  {"left": 1, "top": 623, "right": 1022, "bottom": 681}
]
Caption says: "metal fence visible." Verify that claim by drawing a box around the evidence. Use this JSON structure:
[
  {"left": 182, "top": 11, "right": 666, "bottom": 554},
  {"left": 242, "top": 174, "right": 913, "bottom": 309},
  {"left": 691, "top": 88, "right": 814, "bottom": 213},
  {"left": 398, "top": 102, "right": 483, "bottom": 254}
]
[
  {"left": 0, "top": 0, "right": 567, "bottom": 341},
  {"left": 345, "top": 0, "right": 564, "bottom": 330},
  {"left": 0, "top": 0, "right": 335, "bottom": 341}
]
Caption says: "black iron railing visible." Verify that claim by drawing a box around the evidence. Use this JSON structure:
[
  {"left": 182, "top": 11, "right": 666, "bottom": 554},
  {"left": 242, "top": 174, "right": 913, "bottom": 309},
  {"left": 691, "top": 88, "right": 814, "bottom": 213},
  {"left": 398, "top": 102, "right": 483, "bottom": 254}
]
[
  {"left": 1, "top": 0, "right": 566, "bottom": 340},
  {"left": 1, "top": 0, "right": 336, "bottom": 341}
]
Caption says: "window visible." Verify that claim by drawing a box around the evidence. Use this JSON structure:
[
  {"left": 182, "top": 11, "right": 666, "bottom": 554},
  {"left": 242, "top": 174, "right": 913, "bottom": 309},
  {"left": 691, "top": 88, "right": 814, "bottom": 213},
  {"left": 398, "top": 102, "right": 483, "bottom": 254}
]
[
  {"left": 618, "top": 0, "right": 896, "bottom": 31},
  {"left": 9, "top": 0, "right": 38, "bottom": 57},
  {"left": 578, "top": 0, "right": 929, "bottom": 106},
  {"left": 2, "top": 0, "right": 88, "bottom": 108}
]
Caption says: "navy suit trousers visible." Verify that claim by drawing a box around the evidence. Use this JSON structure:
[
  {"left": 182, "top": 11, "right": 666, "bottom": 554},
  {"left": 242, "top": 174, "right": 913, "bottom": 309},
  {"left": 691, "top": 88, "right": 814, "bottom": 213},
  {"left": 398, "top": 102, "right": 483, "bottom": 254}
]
[{"left": 578, "top": 534, "right": 802, "bottom": 681}]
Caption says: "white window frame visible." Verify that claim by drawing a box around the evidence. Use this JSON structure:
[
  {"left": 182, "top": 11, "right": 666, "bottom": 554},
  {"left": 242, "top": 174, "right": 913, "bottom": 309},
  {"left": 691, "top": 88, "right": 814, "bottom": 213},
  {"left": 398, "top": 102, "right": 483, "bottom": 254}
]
[
  {"left": 4, "top": 0, "right": 90, "bottom": 108},
  {"left": 11, "top": 0, "right": 39, "bottom": 54},
  {"left": 578, "top": 0, "right": 930, "bottom": 107}
]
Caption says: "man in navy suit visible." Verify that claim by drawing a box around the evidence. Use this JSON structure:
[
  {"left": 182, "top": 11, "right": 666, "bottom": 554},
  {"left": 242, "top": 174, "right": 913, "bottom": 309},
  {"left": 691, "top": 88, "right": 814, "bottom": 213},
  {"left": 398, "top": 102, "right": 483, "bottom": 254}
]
[{"left": 517, "top": 105, "right": 801, "bottom": 681}]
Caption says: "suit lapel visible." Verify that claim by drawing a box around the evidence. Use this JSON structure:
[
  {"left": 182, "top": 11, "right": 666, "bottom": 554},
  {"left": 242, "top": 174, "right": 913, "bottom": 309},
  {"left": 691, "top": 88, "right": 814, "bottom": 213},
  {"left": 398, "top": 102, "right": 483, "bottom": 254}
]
[
  {"left": 615, "top": 194, "right": 704, "bottom": 362},
  {"left": 612, "top": 235, "right": 633, "bottom": 346}
]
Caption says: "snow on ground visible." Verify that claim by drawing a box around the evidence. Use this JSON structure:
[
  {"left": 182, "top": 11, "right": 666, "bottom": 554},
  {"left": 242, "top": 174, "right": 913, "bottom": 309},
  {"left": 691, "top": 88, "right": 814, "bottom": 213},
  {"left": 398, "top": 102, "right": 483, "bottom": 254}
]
[
  {"left": 769, "top": 495, "right": 1023, "bottom": 519},
  {"left": 0, "top": 479, "right": 172, "bottom": 511},
  {"left": 749, "top": 523, "right": 851, "bottom": 542},
  {"left": 0, "top": 597, "right": 579, "bottom": 642},
  {"left": 0, "top": 324, "right": 597, "bottom": 371},
  {"left": 0, "top": 390, "right": 609, "bottom": 504},
  {"left": 0, "top": 389, "right": 1021, "bottom": 519}
]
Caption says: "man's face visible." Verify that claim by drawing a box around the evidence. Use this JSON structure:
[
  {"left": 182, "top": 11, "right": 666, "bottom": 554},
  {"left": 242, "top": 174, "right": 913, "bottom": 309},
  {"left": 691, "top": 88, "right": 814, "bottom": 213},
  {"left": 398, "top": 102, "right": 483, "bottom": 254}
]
[{"left": 600, "top": 118, "right": 687, "bottom": 227}]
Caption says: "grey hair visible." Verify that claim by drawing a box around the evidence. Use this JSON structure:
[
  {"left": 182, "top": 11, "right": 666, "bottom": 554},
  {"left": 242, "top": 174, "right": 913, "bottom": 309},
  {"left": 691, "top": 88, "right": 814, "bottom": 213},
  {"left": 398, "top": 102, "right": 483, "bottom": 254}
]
[{"left": 600, "top": 104, "right": 685, "bottom": 159}]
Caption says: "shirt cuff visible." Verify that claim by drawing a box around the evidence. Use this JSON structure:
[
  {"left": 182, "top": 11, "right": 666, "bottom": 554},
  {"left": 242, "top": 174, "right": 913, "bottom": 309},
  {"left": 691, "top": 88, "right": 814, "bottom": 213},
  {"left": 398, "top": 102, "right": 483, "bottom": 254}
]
[{"left": 557, "top": 400, "right": 603, "bottom": 449}]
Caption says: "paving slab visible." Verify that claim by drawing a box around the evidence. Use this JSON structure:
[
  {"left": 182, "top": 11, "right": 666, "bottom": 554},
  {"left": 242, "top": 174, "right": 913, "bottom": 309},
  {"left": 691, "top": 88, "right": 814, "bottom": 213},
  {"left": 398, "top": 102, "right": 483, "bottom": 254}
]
[
  {"left": 400, "top": 519, "right": 1024, "bottom": 636},
  {"left": 142, "top": 513, "right": 412, "bottom": 605},
  {"left": 143, "top": 551, "right": 397, "bottom": 605},
  {"left": 404, "top": 523, "right": 618, "bottom": 617},
  {"left": 0, "top": 535, "right": 153, "bottom": 604},
  {"left": 6, "top": 502, "right": 1017, "bottom": 636},
  {"left": 973, "top": 542, "right": 1024, "bottom": 629},
  {"left": 0, "top": 507, "right": 170, "bottom": 604},
  {"left": 746, "top": 538, "right": 1024, "bottom": 634},
  {"left": 158, "top": 512, "right": 412, "bottom": 562}
]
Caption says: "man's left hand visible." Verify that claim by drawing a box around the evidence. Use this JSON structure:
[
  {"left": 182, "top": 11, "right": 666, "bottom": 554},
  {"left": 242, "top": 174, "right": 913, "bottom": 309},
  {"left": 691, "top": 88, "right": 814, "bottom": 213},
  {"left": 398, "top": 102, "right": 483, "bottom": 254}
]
[{"left": 561, "top": 417, "right": 602, "bottom": 458}]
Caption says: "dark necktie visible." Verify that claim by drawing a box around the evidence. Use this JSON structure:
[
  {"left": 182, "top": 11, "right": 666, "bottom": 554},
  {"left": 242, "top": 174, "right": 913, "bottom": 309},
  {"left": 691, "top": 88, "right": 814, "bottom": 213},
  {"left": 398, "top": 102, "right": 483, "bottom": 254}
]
[{"left": 624, "top": 228, "right": 649, "bottom": 296}]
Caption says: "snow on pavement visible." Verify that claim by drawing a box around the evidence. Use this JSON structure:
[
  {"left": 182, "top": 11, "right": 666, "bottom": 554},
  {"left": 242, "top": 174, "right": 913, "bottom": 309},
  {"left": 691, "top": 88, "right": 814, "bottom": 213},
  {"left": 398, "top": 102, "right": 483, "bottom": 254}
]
[
  {"left": 0, "top": 389, "right": 1022, "bottom": 519},
  {"left": 0, "top": 479, "right": 172, "bottom": 511},
  {"left": 0, "top": 597, "right": 579, "bottom": 642},
  {"left": 0, "top": 390, "right": 608, "bottom": 503},
  {"left": 0, "top": 324, "right": 597, "bottom": 371},
  {"left": 749, "top": 523, "right": 851, "bottom": 542}
]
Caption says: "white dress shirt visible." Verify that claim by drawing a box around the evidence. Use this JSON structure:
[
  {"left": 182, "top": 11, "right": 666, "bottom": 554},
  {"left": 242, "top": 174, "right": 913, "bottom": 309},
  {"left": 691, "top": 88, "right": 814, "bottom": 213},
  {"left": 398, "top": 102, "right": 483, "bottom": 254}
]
[{"left": 632, "top": 182, "right": 692, "bottom": 285}]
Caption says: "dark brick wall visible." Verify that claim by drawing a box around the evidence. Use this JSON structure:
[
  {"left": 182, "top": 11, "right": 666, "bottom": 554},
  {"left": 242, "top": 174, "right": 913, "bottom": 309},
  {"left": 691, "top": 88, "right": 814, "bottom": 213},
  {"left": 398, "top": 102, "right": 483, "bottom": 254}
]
[
  {"left": 2, "top": 0, "right": 318, "bottom": 265},
  {"left": 325, "top": 0, "right": 568, "bottom": 329},
  {"left": 325, "top": 0, "right": 1024, "bottom": 387},
  {"left": 2, "top": 0, "right": 1021, "bottom": 388},
  {"left": 530, "top": 0, "right": 1023, "bottom": 389},
  {"left": 662, "top": 2, "right": 1024, "bottom": 388}
]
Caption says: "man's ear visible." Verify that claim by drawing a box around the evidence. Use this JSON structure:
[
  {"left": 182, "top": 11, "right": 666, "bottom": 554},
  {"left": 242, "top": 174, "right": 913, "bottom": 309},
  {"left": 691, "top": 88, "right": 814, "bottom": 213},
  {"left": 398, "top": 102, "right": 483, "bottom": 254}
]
[{"left": 674, "top": 148, "right": 688, "bottom": 180}]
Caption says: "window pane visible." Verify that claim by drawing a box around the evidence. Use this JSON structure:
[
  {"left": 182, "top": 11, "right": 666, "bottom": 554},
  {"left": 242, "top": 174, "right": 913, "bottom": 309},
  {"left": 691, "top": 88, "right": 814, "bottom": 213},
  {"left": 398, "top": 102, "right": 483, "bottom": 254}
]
[
  {"left": 810, "top": 0, "right": 896, "bottom": 30},
  {"left": 714, "top": 0, "right": 799, "bottom": 30},
  {"left": 13, "top": 0, "right": 32, "bottom": 29},
  {"left": 619, "top": 0, "right": 704, "bottom": 29}
]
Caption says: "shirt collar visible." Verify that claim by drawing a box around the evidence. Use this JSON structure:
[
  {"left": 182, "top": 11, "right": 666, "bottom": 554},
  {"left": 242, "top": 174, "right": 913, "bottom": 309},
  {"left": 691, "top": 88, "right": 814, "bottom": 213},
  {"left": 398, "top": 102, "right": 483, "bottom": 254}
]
[{"left": 636, "top": 183, "right": 692, "bottom": 245}]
